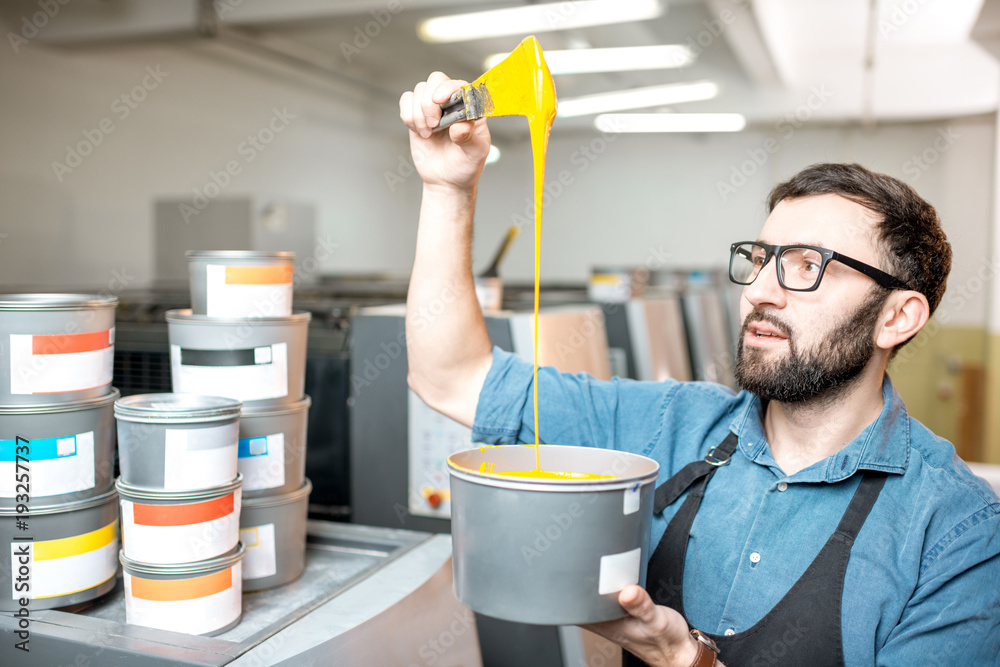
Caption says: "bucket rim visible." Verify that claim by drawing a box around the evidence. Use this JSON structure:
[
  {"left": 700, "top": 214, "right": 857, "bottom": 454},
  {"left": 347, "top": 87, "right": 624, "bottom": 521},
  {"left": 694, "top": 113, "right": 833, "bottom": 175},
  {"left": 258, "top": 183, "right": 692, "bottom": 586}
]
[
  {"left": 116, "top": 474, "right": 242, "bottom": 501},
  {"left": 0, "top": 387, "right": 120, "bottom": 415},
  {"left": 115, "top": 393, "right": 241, "bottom": 422},
  {"left": 0, "top": 293, "right": 118, "bottom": 311},
  {"left": 165, "top": 308, "right": 311, "bottom": 325},
  {"left": 0, "top": 487, "right": 118, "bottom": 516},
  {"left": 120, "top": 542, "right": 245, "bottom": 576},
  {"left": 240, "top": 396, "right": 311, "bottom": 418},
  {"left": 242, "top": 478, "right": 312, "bottom": 509},
  {"left": 186, "top": 250, "right": 294, "bottom": 261},
  {"left": 447, "top": 445, "right": 659, "bottom": 492}
]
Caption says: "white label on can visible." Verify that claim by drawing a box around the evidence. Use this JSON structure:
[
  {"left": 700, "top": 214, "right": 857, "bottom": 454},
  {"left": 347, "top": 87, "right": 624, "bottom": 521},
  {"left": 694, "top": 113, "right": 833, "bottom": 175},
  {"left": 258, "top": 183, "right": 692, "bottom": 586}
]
[
  {"left": 9, "top": 329, "right": 114, "bottom": 395},
  {"left": 205, "top": 263, "right": 292, "bottom": 318},
  {"left": 124, "top": 563, "right": 242, "bottom": 635},
  {"left": 10, "top": 520, "right": 118, "bottom": 600},
  {"left": 170, "top": 343, "right": 289, "bottom": 402},
  {"left": 163, "top": 424, "right": 239, "bottom": 491},
  {"left": 0, "top": 431, "right": 95, "bottom": 498},
  {"left": 240, "top": 523, "right": 277, "bottom": 579},
  {"left": 623, "top": 484, "right": 640, "bottom": 516},
  {"left": 120, "top": 488, "right": 241, "bottom": 564},
  {"left": 238, "top": 433, "right": 285, "bottom": 492},
  {"left": 598, "top": 547, "right": 642, "bottom": 595}
]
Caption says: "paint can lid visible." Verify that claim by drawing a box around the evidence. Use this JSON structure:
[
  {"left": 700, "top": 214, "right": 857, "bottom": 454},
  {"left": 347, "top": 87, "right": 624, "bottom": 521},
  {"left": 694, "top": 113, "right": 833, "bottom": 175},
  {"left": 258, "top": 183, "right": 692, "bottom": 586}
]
[
  {"left": 165, "top": 308, "right": 311, "bottom": 325},
  {"left": 114, "top": 393, "right": 241, "bottom": 423},
  {"left": 116, "top": 473, "right": 243, "bottom": 502},
  {"left": 185, "top": 250, "right": 294, "bottom": 261},
  {"left": 0, "top": 293, "right": 118, "bottom": 311},
  {"left": 120, "top": 542, "right": 245, "bottom": 577},
  {"left": 0, "top": 387, "right": 120, "bottom": 415}
]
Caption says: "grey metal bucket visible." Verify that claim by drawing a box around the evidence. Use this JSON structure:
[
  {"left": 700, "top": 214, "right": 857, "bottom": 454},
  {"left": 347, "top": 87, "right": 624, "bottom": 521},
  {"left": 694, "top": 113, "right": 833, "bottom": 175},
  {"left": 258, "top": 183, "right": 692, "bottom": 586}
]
[
  {"left": 0, "top": 294, "right": 117, "bottom": 405},
  {"left": 239, "top": 478, "right": 311, "bottom": 592},
  {"left": 120, "top": 542, "right": 245, "bottom": 636},
  {"left": 0, "top": 389, "right": 119, "bottom": 509},
  {"left": 0, "top": 487, "right": 119, "bottom": 611},
  {"left": 447, "top": 445, "right": 658, "bottom": 625},
  {"left": 115, "top": 393, "right": 241, "bottom": 491},
  {"left": 239, "top": 397, "right": 309, "bottom": 497},
  {"left": 186, "top": 250, "right": 295, "bottom": 318},
  {"left": 117, "top": 475, "right": 242, "bottom": 565},
  {"left": 166, "top": 309, "right": 310, "bottom": 409}
]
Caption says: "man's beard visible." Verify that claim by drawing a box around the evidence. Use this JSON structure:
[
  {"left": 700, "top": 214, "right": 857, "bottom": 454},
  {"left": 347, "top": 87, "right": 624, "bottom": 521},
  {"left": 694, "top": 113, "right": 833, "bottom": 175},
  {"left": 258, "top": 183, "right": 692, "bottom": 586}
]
[{"left": 734, "top": 288, "right": 889, "bottom": 404}]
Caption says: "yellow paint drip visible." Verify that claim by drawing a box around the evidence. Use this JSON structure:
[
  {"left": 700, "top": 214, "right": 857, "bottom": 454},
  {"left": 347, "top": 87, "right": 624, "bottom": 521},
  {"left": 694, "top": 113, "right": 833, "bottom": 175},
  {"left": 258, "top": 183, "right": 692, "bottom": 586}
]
[
  {"left": 465, "top": 37, "right": 614, "bottom": 481},
  {"left": 479, "top": 462, "right": 614, "bottom": 481}
]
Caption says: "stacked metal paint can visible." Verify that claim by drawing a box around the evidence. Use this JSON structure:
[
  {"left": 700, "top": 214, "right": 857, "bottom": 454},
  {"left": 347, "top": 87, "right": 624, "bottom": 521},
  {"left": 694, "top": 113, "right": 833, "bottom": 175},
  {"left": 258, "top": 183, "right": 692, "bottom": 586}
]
[
  {"left": 0, "top": 294, "right": 121, "bottom": 611},
  {"left": 115, "top": 393, "right": 244, "bottom": 635},
  {"left": 171, "top": 251, "right": 313, "bottom": 593}
]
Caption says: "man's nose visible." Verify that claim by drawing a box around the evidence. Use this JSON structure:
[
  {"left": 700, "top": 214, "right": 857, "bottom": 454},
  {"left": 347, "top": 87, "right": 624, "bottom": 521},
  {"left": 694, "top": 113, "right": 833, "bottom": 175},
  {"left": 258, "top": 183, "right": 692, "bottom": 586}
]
[{"left": 743, "top": 256, "right": 787, "bottom": 309}]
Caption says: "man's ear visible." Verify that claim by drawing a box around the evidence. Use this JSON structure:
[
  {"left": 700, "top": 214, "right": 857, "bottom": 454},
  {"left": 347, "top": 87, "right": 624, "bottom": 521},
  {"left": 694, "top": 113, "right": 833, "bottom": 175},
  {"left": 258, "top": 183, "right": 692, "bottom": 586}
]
[{"left": 875, "top": 291, "right": 930, "bottom": 350}]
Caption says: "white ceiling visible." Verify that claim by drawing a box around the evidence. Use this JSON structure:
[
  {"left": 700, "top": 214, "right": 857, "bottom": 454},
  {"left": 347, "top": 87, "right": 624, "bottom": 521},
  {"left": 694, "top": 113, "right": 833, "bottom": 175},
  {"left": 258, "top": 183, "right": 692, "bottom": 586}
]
[{"left": 8, "top": 0, "right": 1000, "bottom": 131}]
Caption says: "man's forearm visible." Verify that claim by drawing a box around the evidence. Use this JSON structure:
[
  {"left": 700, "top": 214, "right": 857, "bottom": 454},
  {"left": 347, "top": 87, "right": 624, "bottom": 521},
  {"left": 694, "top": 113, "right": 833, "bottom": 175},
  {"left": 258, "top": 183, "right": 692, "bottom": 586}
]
[{"left": 406, "top": 183, "right": 493, "bottom": 426}]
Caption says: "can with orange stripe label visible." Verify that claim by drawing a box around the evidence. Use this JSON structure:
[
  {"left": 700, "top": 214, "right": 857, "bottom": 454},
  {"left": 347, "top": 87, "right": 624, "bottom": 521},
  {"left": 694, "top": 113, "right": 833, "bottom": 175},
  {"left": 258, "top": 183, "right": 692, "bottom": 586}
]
[
  {"left": 117, "top": 475, "right": 242, "bottom": 565},
  {"left": 186, "top": 250, "right": 295, "bottom": 318},
  {"left": 0, "top": 294, "right": 117, "bottom": 406},
  {"left": 120, "top": 542, "right": 244, "bottom": 636}
]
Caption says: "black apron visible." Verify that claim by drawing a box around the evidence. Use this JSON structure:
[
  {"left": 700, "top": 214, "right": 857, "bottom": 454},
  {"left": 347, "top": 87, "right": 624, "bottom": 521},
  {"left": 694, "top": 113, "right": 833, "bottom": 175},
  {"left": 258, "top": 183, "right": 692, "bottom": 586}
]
[{"left": 623, "top": 433, "right": 887, "bottom": 667}]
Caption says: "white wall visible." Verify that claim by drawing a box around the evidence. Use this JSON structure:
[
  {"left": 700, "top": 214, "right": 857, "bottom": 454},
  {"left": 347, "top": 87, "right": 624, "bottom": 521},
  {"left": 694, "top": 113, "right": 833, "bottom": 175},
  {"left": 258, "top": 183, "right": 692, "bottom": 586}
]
[{"left": 0, "top": 36, "right": 994, "bottom": 331}]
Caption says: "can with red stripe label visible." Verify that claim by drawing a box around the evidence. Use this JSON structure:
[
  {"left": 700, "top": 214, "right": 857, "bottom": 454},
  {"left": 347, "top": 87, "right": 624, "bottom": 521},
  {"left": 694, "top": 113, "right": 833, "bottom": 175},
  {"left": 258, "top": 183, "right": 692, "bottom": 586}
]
[{"left": 186, "top": 250, "right": 295, "bottom": 319}]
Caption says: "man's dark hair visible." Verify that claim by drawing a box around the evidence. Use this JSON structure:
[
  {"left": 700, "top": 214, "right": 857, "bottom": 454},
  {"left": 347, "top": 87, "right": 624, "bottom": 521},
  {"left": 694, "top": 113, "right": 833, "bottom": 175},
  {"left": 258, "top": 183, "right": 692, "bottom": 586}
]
[{"left": 767, "top": 163, "right": 951, "bottom": 347}]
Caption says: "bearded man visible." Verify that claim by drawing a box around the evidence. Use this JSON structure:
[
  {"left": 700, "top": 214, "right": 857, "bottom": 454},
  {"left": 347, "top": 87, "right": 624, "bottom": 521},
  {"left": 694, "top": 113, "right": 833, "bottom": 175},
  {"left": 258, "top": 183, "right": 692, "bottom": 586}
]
[{"left": 400, "top": 73, "right": 1000, "bottom": 667}]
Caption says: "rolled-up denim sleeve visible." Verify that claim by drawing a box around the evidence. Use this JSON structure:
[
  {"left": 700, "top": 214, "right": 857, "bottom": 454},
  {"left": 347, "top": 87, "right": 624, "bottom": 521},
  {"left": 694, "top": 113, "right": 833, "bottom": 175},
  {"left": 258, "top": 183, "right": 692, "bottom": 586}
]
[
  {"left": 875, "top": 508, "right": 1000, "bottom": 666},
  {"left": 471, "top": 346, "right": 677, "bottom": 455}
]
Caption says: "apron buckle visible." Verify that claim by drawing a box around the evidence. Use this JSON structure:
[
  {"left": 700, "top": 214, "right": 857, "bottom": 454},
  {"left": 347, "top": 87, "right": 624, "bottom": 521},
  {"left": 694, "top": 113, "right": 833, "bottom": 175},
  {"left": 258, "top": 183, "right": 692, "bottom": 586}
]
[{"left": 705, "top": 446, "right": 731, "bottom": 467}]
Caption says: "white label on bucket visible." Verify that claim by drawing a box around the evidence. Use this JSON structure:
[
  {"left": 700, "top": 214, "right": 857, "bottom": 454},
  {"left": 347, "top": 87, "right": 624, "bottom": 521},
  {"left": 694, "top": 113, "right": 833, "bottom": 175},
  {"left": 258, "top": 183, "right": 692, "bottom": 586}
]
[
  {"left": 120, "top": 488, "right": 241, "bottom": 564},
  {"left": 598, "top": 547, "right": 642, "bottom": 595},
  {"left": 238, "top": 433, "right": 285, "bottom": 492},
  {"left": 0, "top": 431, "right": 95, "bottom": 498},
  {"left": 206, "top": 263, "right": 293, "bottom": 318},
  {"left": 163, "top": 424, "right": 239, "bottom": 491},
  {"left": 240, "top": 523, "right": 277, "bottom": 579},
  {"left": 171, "top": 343, "right": 289, "bottom": 402},
  {"left": 124, "top": 563, "right": 242, "bottom": 635},
  {"left": 10, "top": 519, "right": 118, "bottom": 600},
  {"left": 9, "top": 329, "right": 114, "bottom": 395},
  {"left": 623, "top": 484, "right": 640, "bottom": 516}
]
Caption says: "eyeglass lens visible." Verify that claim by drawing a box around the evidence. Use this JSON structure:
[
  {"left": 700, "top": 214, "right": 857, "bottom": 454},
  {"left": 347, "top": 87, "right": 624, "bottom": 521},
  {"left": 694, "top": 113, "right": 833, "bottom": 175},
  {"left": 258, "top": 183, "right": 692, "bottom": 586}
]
[{"left": 731, "top": 243, "right": 825, "bottom": 290}]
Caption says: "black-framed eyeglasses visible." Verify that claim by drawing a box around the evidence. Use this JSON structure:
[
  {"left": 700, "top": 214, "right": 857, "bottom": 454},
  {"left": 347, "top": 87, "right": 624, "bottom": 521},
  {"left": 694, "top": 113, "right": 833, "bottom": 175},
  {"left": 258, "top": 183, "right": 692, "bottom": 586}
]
[{"left": 729, "top": 241, "right": 913, "bottom": 292}]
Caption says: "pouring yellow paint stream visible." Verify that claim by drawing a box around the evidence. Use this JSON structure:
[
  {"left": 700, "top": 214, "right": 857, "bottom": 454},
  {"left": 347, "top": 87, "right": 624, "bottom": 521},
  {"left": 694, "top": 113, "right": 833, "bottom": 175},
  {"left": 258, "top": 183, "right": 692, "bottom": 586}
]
[{"left": 456, "top": 37, "right": 612, "bottom": 482}]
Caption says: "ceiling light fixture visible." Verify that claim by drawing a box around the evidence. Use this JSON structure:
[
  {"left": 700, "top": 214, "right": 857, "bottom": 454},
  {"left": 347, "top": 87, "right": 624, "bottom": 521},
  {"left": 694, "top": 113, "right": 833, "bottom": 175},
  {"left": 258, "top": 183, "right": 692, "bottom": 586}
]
[
  {"left": 484, "top": 45, "right": 696, "bottom": 74},
  {"left": 418, "top": 0, "right": 664, "bottom": 43},
  {"left": 486, "top": 145, "right": 502, "bottom": 164},
  {"left": 557, "top": 81, "right": 720, "bottom": 117},
  {"left": 594, "top": 113, "right": 746, "bottom": 133}
]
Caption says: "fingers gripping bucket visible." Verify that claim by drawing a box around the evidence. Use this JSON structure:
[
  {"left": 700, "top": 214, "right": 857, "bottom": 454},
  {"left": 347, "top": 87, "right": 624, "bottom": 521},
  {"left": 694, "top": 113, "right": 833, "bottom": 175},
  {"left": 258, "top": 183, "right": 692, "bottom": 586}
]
[
  {"left": 0, "top": 294, "right": 117, "bottom": 405},
  {"left": 239, "top": 478, "right": 311, "bottom": 592},
  {"left": 447, "top": 445, "right": 658, "bottom": 625},
  {"left": 121, "top": 543, "right": 245, "bottom": 636},
  {"left": 186, "top": 250, "right": 295, "bottom": 318},
  {"left": 1, "top": 389, "right": 118, "bottom": 508},
  {"left": 0, "top": 488, "right": 119, "bottom": 611},
  {"left": 239, "top": 397, "right": 310, "bottom": 497},
  {"left": 115, "top": 393, "right": 241, "bottom": 491},
  {"left": 117, "top": 476, "right": 242, "bottom": 565},
  {"left": 166, "top": 310, "right": 310, "bottom": 409}
]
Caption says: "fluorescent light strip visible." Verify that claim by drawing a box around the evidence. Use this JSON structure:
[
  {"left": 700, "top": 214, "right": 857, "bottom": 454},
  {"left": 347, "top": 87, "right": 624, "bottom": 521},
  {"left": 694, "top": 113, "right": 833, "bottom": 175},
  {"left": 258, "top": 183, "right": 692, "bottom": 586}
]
[
  {"left": 557, "top": 81, "right": 719, "bottom": 117},
  {"left": 595, "top": 113, "right": 746, "bottom": 133},
  {"left": 418, "top": 0, "right": 663, "bottom": 43},
  {"left": 484, "top": 45, "right": 696, "bottom": 74}
]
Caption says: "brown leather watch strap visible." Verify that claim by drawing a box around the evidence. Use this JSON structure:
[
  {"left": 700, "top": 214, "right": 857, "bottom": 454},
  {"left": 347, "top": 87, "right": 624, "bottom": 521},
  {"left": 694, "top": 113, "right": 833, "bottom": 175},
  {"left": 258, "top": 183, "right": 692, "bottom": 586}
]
[{"left": 688, "top": 629, "right": 719, "bottom": 667}]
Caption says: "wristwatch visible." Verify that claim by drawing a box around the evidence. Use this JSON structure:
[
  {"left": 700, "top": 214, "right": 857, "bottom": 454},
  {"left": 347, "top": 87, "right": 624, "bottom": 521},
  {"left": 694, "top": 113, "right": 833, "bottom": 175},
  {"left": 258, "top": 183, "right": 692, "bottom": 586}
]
[{"left": 688, "top": 629, "right": 720, "bottom": 667}]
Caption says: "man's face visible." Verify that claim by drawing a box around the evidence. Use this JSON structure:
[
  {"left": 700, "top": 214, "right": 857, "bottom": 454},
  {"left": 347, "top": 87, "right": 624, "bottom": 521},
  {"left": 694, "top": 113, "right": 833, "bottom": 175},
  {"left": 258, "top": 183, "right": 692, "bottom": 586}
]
[{"left": 733, "top": 194, "right": 890, "bottom": 403}]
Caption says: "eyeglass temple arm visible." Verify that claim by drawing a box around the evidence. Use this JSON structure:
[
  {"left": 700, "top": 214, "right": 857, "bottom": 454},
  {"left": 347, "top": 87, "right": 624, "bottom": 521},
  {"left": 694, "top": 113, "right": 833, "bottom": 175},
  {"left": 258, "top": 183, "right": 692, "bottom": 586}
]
[{"left": 829, "top": 251, "right": 912, "bottom": 291}]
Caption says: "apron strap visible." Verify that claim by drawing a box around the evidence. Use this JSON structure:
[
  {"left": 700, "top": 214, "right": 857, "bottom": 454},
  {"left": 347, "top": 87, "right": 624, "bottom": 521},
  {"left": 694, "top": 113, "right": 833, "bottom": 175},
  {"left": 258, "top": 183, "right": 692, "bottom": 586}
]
[{"left": 653, "top": 432, "right": 739, "bottom": 514}]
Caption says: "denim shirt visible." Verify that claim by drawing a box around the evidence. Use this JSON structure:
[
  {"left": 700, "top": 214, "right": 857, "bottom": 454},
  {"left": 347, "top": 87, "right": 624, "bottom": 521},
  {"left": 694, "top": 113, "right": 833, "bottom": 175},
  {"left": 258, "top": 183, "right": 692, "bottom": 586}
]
[{"left": 472, "top": 348, "right": 1000, "bottom": 666}]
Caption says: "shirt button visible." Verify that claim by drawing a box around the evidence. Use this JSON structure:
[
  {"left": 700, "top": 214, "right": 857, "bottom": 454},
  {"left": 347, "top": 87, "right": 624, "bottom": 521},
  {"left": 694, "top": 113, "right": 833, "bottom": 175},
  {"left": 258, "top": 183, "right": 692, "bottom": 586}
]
[
  {"left": 777, "top": 482, "right": 788, "bottom": 492},
  {"left": 750, "top": 552, "right": 761, "bottom": 564},
  {"left": 724, "top": 628, "right": 736, "bottom": 636}
]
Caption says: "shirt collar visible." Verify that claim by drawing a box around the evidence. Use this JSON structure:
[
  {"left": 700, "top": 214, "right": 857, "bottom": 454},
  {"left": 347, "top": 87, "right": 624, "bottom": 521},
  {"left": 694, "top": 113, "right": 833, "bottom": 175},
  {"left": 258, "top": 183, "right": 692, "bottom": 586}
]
[{"left": 727, "top": 375, "right": 910, "bottom": 482}]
